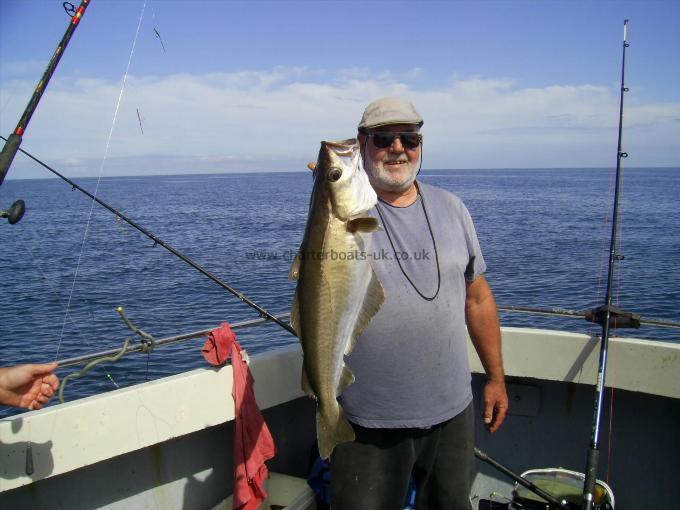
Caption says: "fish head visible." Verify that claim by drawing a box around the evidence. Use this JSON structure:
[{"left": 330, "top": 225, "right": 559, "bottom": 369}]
[{"left": 314, "top": 139, "right": 377, "bottom": 221}]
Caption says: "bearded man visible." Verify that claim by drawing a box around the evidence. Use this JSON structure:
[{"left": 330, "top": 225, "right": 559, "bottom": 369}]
[{"left": 330, "top": 97, "right": 508, "bottom": 510}]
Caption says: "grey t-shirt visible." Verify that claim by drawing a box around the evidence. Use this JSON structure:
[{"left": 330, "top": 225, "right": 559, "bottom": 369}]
[{"left": 340, "top": 182, "right": 486, "bottom": 428}]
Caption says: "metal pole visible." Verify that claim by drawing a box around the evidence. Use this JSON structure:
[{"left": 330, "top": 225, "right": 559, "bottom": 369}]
[{"left": 56, "top": 314, "right": 291, "bottom": 368}]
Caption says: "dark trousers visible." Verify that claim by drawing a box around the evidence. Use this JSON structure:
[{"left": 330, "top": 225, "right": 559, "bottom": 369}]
[{"left": 330, "top": 402, "right": 474, "bottom": 510}]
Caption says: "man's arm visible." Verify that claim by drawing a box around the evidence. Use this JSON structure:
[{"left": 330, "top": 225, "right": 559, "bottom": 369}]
[{"left": 465, "top": 275, "right": 508, "bottom": 433}]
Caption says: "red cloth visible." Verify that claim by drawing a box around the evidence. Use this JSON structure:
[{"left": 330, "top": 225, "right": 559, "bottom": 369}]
[{"left": 202, "top": 323, "right": 276, "bottom": 510}]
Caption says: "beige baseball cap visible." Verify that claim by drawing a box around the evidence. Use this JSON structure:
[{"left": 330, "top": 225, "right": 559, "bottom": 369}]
[{"left": 358, "top": 97, "right": 424, "bottom": 131}]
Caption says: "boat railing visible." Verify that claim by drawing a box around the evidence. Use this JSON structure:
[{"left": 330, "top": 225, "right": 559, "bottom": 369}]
[{"left": 55, "top": 306, "right": 678, "bottom": 371}]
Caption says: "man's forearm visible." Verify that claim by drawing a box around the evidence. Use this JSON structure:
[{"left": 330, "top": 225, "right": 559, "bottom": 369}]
[{"left": 465, "top": 280, "right": 504, "bottom": 381}]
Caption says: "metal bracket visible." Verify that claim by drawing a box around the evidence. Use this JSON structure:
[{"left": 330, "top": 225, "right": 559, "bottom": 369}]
[{"left": 585, "top": 304, "right": 641, "bottom": 329}]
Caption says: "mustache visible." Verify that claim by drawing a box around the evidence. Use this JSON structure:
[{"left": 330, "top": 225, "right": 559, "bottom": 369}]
[{"left": 382, "top": 157, "right": 409, "bottom": 163}]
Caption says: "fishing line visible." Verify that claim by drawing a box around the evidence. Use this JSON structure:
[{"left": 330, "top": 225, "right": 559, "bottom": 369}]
[
  {"left": 590, "top": 168, "right": 617, "bottom": 338},
  {"left": 16, "top": 236, "right": 120, "bottom": 389},
  {"left": 54, "top": 0, "right": 148, "bottom": 361},
  {"left": 614, "top": 171, "right": 626, "bottom": 310},
  {"left": 2, "top": 138, "right": 298, "bottom": 338}
]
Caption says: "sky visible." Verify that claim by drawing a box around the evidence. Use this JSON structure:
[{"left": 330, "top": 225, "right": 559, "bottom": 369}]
[{"left": 1, "top": 0, "right": 679, "bottom": 178}]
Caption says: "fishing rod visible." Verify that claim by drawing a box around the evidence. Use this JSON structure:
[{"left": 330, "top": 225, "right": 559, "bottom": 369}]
[
  {"left": 497, "top": 305, "right": 679, "bottom": 329},
  {"left": 2, "top": 137, "right": 298, "bottom": 338},
  {"left": 0, "top": 0, "right": 91, "bottom": 225},
  {"left": 474, "top": 448, "right": 571, "bottom": 510},
  {"left": 582, "top": 19, "right": 638, "bottom": 510}
]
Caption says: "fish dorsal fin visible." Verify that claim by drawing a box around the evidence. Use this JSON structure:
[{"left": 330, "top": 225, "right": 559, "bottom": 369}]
[
  {"left": 347, "top": 216, "right": 380, "bottom": 234},
  {"left": 345, "top": 269, "right": 385, "bottom": 355},
  {"left": 288, "top": 250, "right": 302, "bottom": 281}
]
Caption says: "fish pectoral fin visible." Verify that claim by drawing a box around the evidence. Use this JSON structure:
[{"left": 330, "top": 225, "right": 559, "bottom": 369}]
[
  {"left": 337, "top": 364, "right": 355, "bottom": 394},
  {"left": 301, "top": 366, "right": 316, "bottom": 397},
  {"left": 346, "top": 270, "right": 385, "bottom": 354},
  {"left": 288, "top": 250, "right": 302, "bottom": 280},
  {"left": 347, "top": 216, "right": 380, "bottom": 233}
]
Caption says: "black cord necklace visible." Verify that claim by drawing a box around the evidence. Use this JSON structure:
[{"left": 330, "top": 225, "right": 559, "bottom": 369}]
[{"left": 375, "top": 188, "right": 441, "bottom": 301}]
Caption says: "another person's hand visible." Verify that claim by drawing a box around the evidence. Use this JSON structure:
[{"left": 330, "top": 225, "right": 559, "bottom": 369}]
[
  {"left": 482, "top": 379, "right": 508, "bottom": 433},
  {"left": 0, "top": 363, "right": 60, "bottom": 410}
]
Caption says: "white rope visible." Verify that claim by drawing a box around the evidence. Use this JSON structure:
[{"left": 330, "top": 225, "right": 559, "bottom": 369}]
[{"left": 54, "top": 0, "right": 148, "bottom": 360}]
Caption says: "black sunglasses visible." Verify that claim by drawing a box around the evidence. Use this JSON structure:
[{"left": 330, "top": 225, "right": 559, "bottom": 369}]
[{"left": 367, "top": 132, "right": 422, "bottom": 150}]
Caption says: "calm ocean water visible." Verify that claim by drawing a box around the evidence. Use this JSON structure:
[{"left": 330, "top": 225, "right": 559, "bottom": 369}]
[{"left": 1, "top": 168, "right": 678, "bottom": 418}]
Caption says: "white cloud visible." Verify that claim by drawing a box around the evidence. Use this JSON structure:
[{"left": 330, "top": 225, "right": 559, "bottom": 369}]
[{"left": 1, "top": 66, "right": 678, "bottom": 178}]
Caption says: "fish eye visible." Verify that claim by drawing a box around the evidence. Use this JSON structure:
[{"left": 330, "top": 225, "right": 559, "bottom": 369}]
[{"left": 328, "top": 167, "right": 342, "bottom": 182}]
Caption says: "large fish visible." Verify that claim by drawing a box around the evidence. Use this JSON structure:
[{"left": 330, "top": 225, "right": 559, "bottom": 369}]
[{"left": 289, "top": 138, "right": 385, "bottom": 459}]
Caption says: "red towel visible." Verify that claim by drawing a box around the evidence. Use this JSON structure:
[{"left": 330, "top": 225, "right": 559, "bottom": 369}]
[{"left": 202, "top": 323, "right": 276, "bottom": 510}]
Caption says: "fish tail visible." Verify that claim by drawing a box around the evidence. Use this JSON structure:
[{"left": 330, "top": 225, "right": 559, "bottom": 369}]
[{"left": 316, "top": 403, "right": 355, "bottom": 460}]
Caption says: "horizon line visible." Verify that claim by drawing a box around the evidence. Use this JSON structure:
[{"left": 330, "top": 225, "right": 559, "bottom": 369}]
[{"left": 4, "top": 165, "right": 680, "bottom": 182}]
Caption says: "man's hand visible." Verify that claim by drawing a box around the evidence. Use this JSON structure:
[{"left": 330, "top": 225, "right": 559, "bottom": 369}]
[
  {"left": 0, "top": 363, "right": 60, "bottom": 410},
  {"left": 466, "top": 276, "right": 508, "bottom": 433},
  {"left": 482, "top": 379, "right": 508, "bottom": 433}
]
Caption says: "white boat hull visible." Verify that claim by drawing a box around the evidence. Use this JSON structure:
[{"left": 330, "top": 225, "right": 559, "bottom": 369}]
[{"left": 1, "top": 328, "right": 678, "bottom": 509}]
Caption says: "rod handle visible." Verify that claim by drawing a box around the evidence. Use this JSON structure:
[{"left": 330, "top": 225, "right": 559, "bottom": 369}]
[
  {"left": 0, "top": 134, "right": 23, "bottom": 186},
  {"left": 582, "top": 446, "right": 600, "bottom": 509}
]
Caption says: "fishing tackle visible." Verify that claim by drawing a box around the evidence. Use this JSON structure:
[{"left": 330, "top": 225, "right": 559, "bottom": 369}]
[
  {"left": 55, "top": 314, "right": 290, "bottom": 369},
  {"left": 0, "top": 0, "right": 91, "bottom": 225},
  {"left": 154, "top": 28, "right": 167, "bottom": 53},
  {"left": 58, "top": 338, "right": 131, "bottom": 404},
  {"left": 58, "top": 308, "right": 155, "bottom": 402},
  {"left": 475, "top": 448, "right": 571, "bottom": 510},
  {"left": 136, "top": 108, "right": 145, "bottom": 135},
  {"left": 582, "top": 19, "right": 636, "bottom": 509},
  {"left": 118, "top": 306, "right": 156, "bottom": 353},
  {"left": 0, "top": 137, "right": 298, "bottom": 339},
  {"left": 478, "top": 21, "right": 635, "bottom": 510}
]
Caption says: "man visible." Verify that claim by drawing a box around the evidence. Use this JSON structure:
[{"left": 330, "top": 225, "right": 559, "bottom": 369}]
[
  {"left": 0, "top": 363, "right": 60, "bottom": 410},
  {"left": 330, "top": 97, "right": 508, "bottom": 510}
]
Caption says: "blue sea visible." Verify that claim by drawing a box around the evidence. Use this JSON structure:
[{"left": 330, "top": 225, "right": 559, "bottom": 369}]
[{"left": 1, "top": 168, "right": 678, "bottom": 418}]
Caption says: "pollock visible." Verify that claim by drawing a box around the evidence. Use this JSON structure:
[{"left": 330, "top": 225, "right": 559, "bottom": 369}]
[{"left": 290, "top": 139, "right": 385, "bottom": 459}]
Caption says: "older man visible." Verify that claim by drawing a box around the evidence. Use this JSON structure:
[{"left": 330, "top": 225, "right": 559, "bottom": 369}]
[{"left": 330, "top": 97, "right": 508, "bottom": 510}]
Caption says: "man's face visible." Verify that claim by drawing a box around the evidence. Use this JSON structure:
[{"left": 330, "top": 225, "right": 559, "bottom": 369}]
[{"left": 360, "top": 124, "right": 422, "bottom": 194}]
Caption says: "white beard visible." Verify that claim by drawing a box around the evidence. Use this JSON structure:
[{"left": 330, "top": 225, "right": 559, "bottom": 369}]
[{"left": 365, "top": 154, "right": 420, "bottom": 193}]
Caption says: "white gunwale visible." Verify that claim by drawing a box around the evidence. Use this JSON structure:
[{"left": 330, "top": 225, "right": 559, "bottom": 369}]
[{"left": 1, "top": 327, "right": 677, "bottom": 493}]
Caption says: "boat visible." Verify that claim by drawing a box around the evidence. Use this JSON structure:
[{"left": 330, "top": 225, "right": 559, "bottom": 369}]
[{"left": 0, "top": 324, "right": 678, "bottom": 508}]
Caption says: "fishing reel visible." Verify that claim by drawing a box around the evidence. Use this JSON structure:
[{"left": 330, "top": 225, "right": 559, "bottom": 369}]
[{"left": 0, "top": 199, "right": 25, "bottom": 225}]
